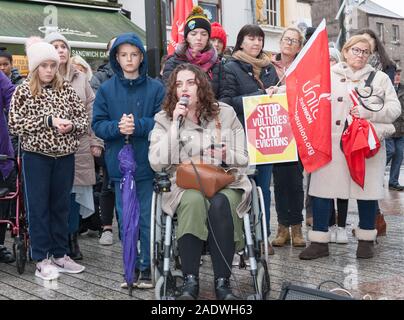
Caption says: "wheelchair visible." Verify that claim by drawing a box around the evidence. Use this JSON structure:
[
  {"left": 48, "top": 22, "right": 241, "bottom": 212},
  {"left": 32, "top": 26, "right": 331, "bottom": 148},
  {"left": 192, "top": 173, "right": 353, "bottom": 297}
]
[
  {"left": 0, "top": 147, "right": 29, "bottom": 274},
  {"left": 150, "top": 169, "right": 271, "bottom": 300}
]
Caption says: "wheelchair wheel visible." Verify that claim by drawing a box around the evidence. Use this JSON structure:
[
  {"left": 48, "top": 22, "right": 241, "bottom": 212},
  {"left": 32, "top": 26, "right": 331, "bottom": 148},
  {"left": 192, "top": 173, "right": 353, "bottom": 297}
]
[
  {"left": 256, "top": 259, "right": 270, "bottom": 300},
  {"left": 155, "top": 270, "right": 183, "bottom": 300},
  {"left": 13, "top": 236, "right": 27, "bottom": 275}
]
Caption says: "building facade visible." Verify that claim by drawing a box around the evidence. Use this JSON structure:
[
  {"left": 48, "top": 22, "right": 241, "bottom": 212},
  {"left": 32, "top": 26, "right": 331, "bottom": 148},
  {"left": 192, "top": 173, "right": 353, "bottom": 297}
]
[
  {"left": 311, "top": 0, "right": 404, "bottom": 67},
  {"left": 118, "top": 0, "right": 312, "bottom": 53}
]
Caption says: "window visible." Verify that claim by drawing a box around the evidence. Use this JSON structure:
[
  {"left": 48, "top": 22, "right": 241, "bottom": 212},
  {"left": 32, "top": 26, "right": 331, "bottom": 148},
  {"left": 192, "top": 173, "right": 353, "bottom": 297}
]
[
  {"left": 199, "top": 1, "right": 221, "bottom": 23},
  {"left": 164, "top": 0, "right": 175, "bottom": 26},
  {"left": 256, "top": 0, "right": 281, "bottom": 26},
  {"left": 393, "top": 25, "right": 400, "bottom": 42},
  {"left": 376, "top": 22, "right": 384, "bottom": 42},
  {"left": 267, "top": 0, "right": 280, "bottom": 26}
]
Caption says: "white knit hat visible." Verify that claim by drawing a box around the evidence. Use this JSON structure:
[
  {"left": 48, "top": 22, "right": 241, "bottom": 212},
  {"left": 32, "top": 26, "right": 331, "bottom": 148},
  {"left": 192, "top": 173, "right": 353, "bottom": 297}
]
[{"left": 25, "top": 37, "right": 60, "bottom": 72}]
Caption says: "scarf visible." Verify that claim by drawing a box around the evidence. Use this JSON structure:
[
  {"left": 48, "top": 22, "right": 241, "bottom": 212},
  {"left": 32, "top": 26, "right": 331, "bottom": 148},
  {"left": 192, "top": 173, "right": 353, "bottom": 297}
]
[
  {"left": 232, "top": 50, "right": 272, "bottom": 89},
  {"left": 184, "top": 46, "right": 218, "bottom": 74}
]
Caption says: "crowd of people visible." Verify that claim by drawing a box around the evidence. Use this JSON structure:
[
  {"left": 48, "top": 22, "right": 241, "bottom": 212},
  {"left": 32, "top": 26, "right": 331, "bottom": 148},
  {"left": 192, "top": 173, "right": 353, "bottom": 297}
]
[{"left": 0, "top": 5, "right": 403, "bottom": 300}]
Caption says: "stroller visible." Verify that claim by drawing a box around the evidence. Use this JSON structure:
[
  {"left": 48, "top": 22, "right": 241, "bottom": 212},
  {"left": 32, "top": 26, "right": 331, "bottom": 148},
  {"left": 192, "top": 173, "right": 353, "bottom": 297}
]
[{"left": 0, "top": 142, "right": 29, "bottom": 274}]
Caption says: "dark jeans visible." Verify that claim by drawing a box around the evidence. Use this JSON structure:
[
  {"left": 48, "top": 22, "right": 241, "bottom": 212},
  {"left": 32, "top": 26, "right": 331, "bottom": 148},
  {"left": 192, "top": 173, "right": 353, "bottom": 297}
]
[
  {"left": 178, "top": 193, "right": 235, "bottom": 278},
  {"left": 22, "top": 152, "right": 74, "bottom": 261},
  {"left": 100, "top": 163, "right": 116, "bottom": 227},
  {"left": 328, "top": 199, "right": 348, "bottom": 227},
  {"left": 273, "top": 161, "right": 304, "bottom": 226},
  {"left": 386, "top": 137, "right": 404, "bottom": 186},
  {"left": 312, "top": 197, "right": 377, "bottom": 232},
  {"left": 255, "top": 164, "right": 272, "bottom": 235}
]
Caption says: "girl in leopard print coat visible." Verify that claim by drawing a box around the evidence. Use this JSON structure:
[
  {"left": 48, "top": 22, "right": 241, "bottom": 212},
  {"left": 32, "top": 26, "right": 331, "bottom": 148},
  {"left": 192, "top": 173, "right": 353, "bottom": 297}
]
[{"left": 7, "top": 39, "right": 88, "bottom": 279}]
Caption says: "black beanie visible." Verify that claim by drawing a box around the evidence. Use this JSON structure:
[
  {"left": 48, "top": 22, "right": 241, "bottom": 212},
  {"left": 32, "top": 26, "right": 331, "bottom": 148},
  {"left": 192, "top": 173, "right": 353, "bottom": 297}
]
[{"left": 184, "top": 6, "right": 211, "bottom": 38}]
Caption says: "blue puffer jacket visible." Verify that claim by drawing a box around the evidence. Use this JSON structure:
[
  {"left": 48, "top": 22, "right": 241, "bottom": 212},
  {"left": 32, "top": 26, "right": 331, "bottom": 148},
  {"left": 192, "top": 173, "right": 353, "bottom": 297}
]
[{"left": 92, "top": 33, "right": 165, "bottom": 182}]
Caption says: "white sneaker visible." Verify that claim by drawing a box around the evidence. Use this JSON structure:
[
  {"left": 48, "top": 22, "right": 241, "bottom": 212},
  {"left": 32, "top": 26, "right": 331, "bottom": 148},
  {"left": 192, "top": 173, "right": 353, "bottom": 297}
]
[
  {"left": 35, "top": 259, "right": 60, "bottom": 281},
  {"left": 99, "top": 229, "right": 113, "bottom": 245},
  {"left": 52, "top": 255, "right": 85, "bottom": 274},
  {"left": 329, "top": 225, "right": 337, "bottom": 243},
  {"left": 336, "top": 227, "right": 348, "bottom": 244}
]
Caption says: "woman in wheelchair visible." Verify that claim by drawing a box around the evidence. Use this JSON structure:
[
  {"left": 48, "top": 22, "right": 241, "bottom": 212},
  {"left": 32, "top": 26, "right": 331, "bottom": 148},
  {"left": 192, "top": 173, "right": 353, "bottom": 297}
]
[{"left": 149, "top": 64, "right": 252, "bottom": 300}]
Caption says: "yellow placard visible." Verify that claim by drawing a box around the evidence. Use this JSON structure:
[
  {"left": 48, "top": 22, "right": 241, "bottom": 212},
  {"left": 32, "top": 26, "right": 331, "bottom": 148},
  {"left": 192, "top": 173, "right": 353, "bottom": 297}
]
[
  {"left": 12, "top": 55, "right": 29, "bottom": 77},
  {"left": 243, "top": 94, "right": 298, "bottom": 165}
]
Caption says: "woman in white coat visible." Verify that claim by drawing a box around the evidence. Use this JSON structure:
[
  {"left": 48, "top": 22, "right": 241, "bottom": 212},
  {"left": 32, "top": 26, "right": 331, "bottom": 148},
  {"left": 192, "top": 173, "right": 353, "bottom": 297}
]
[{"left": 299, "top": 35, "right": 401, "bottom": 260}]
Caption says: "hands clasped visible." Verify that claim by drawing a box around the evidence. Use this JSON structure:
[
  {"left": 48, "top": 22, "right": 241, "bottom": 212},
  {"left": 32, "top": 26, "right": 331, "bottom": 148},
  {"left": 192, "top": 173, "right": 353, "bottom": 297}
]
[
  {"left": 119, "top": 113, "right": 135, "bottom": 135},
  {"left": 53, "top": 117, "right": 73, "bottom": 134}
]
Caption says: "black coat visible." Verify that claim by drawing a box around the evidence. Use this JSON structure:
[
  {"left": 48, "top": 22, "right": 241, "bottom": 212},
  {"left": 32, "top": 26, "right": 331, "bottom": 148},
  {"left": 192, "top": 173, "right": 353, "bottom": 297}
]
[
  {"left": 219, "top": 58, "right": 279, "bottom": 124},
  {"left": 90, "top": 63, "right": 115, "bottom": 93},
  {"left": 162, "top": 53, "right": 224, "bottom": 99}
]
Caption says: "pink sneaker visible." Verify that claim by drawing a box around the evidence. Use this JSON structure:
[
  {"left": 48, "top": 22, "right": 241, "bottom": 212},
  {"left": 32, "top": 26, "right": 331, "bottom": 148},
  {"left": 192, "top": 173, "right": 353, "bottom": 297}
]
[
  {"left": 52, "top": 255, "right": 85, "bottom": 274},
  {"left": 35, "top": 259, "right": 60, "bottom": 280}
]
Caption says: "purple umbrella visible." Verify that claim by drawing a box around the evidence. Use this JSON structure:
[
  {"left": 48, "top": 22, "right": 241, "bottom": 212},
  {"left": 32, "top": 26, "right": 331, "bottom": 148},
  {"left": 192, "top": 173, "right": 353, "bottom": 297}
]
[{"left": 118, "top": 137, "right": 140, "bottom": 296}]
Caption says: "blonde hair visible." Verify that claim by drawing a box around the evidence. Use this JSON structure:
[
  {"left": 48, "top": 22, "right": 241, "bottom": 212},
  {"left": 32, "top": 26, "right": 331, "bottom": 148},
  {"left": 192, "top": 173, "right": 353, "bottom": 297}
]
[
  {"left": 341, "top": 35, "right": 371, "bottom": 62},
  {"left": 280, "top": 27, "right": 305, "bottom": 48},
  {"left": 71, "top": 55, "right": 93, "bottom": 81},
  {"left": 29, "top": 68, "right": 64, "bottom": 97}
]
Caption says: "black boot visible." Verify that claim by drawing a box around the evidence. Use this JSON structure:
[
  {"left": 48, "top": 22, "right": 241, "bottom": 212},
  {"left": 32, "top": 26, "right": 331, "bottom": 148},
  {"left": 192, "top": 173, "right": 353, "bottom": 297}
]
[
  {"left": 68, "top": 233, "right": 83, "bottom": 261},
  {"left": 177, "top": 274, "right": 199, "bottom": 300},
  {"left": 215, "top": 277, "right": 237, "bottom": 300}
]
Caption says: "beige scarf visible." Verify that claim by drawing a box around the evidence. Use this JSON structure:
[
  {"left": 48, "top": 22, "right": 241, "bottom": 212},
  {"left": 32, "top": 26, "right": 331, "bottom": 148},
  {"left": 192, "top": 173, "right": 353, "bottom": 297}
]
[{"left": 232, "top": 50, "right": 272, "bottom": 89}]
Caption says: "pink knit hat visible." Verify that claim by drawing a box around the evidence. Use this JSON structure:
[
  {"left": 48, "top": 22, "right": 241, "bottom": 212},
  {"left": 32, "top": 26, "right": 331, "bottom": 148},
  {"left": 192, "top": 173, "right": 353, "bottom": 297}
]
[{"left": 211, "top": 22, "right": 227, "bottom": 49}]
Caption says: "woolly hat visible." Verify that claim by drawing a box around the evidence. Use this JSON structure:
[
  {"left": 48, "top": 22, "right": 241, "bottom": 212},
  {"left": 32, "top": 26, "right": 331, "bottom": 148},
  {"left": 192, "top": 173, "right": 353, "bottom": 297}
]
[
  {"left": 184, "top": 6, "right": 211, "bottom": 38},
  {"left": 25, "top": 37, "right": 60, "bottom": 72},
  {"left": 210, "top": 22, "right": 227, "bottom": 49},
  {"left": 44, "top": 31, "right": 71, "bottom": 51}
]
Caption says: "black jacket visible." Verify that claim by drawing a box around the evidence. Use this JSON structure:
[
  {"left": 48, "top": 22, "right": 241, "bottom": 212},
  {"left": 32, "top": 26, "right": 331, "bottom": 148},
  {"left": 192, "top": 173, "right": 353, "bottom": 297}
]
[
  {"left": 392, "top": 83, "right": 404, "bottom": 137},
  {"left": 219, "top": 58, "right": 279, "bottom": 124},
  {"left": 162, "top": 53, "right": 224, "bottom": 99},
  {"left": 90, "top": 63, "right": 115, "bottom": 93}
]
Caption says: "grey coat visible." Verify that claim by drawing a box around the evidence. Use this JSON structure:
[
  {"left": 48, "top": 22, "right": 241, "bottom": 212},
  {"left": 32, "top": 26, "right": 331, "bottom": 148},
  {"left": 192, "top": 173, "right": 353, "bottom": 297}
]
[{"left": 148, "top": 103, "right": 252, "bottom": 218}]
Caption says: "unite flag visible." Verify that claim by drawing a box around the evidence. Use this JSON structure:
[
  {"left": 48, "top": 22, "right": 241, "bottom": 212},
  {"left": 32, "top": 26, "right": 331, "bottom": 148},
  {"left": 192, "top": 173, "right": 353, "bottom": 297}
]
[{"left": 285, "top": 19, "right": 332, "bottom": 173}]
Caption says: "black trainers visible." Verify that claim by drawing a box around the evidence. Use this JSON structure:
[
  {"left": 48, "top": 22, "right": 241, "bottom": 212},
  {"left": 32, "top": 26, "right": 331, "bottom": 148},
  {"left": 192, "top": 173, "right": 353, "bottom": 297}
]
[
  {"left": 389, "top": 184, "right": 404, "bottom": 191},
  {"left": 136, "top": 268, "right": 153, "bottom": 289}
]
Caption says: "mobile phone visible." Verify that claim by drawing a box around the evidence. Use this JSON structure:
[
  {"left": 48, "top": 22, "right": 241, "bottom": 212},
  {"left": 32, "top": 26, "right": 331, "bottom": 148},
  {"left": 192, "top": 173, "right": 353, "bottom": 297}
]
[{"left": 210, "top": 143, "right": 225, "bottom": 149}]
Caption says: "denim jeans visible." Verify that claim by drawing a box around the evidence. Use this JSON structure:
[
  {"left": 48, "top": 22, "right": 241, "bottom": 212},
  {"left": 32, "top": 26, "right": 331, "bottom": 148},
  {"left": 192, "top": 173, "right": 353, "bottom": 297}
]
[
  {"left": 312, "top": 197, "right": 377, "bottom": 232},
  {"left": 386, "top": 137, "right": 404, "bottom": 186},
  {"left": 114, "top": 179, "right": 153, "bottom": 271},
  {"left": 254, "top": 164, "right": 273, "bottom": 235}
]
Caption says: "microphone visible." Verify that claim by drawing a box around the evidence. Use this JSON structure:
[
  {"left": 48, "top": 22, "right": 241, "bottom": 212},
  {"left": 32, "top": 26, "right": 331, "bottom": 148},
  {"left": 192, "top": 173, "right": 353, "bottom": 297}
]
[{"left": 177, "top": 96, "right": 189, "bottom": 127}]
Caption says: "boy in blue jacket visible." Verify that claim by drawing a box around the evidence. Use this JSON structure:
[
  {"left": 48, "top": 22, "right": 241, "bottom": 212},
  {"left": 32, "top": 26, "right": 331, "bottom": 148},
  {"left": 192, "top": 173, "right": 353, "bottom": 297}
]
[{"left": 92, "top": 33, "right": 165, "bottom": 288}]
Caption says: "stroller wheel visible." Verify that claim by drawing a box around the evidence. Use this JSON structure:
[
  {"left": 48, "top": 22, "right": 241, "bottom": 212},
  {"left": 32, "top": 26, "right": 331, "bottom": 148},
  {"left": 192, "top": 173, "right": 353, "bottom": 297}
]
[
  {"left": 13, "top": 236, "right": 27, "bottom": 274},
  {"left": 155, "top": 270, "right": 183, "bottom": 300}
]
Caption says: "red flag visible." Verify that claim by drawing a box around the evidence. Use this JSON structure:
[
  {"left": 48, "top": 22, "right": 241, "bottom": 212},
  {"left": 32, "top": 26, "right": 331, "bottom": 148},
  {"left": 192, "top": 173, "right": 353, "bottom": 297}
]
[
  {"left": 167, "top": 0, "right": 193, "bottom": 55},
  {"left": 285, "top": 19, "right": 331, "bottom": 173}
]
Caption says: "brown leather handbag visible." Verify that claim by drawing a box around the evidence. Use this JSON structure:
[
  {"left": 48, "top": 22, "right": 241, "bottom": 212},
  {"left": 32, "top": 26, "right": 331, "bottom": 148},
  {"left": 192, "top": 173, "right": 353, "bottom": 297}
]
[
  {"left": 176, "top": 163, "right": 235, "bottom": 198},
  {"left": 176, "top": 117, "right": 235, "bottom": 198}
]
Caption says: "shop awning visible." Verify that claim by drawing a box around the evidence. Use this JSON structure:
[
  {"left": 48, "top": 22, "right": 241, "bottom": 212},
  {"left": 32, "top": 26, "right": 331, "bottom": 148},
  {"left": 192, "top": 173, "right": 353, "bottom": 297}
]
[{"left": 0, "top": 0, "right": 146, "bottom": 51}]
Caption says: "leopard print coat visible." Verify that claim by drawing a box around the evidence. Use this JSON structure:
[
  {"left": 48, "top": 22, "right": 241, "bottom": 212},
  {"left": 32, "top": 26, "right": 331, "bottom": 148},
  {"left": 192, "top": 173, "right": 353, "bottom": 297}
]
[{"left": 8, "top": 80, "right": 88, "bottom": 157}]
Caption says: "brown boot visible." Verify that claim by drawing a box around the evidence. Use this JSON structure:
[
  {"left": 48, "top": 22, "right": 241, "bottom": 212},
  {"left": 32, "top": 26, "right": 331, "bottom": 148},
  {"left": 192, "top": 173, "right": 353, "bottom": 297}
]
[
  {"left": 299, "top": 230, "right": 329, "bottom": 260},
  {"left": 356, "top": 241, "right": 374, "bottom": 259},
  {"left": 375, "top": 212, "right": 386, "bottom": 236},
  {"left": 291, "top": 224, "right": 306, "bottom": 247},
  {"left": 271, "top": 225, "right": 290, "bottom": 247},
  {"left": 355, "top": 228, "right": 377, "bottom": 259}
]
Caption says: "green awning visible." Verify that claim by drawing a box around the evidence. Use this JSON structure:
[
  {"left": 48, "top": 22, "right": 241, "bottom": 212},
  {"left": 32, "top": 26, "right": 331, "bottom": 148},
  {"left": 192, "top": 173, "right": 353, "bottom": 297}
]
[{"left": 0, "top": 0, "right": 146, "bottom": 49}]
